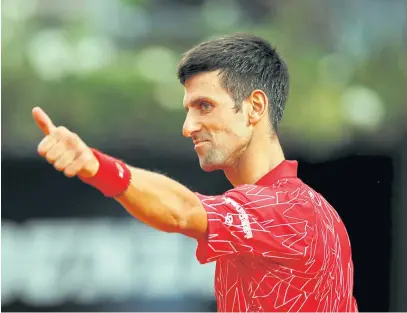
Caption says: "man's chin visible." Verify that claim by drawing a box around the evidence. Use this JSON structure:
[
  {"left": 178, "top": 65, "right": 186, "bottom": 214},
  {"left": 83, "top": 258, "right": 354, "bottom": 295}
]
[{"left": 199, "top": 160, "right": 222, "bottom": 172}]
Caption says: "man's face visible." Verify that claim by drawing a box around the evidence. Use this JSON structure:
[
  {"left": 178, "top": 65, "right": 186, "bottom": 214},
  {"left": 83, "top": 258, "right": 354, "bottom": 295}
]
[{"left": 182, "top": 71, "right": 252, "bottom": 171}]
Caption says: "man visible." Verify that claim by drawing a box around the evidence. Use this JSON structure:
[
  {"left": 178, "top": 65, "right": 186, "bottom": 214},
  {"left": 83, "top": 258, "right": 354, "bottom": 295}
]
[{"left": 33, "top": 34, "right": 358, "bottom": 312}]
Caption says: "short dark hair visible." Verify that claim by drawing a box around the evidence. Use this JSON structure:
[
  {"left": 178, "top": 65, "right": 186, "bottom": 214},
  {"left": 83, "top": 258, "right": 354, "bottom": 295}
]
[{"left": 177, "top": 33, "right": 289, "bottom": 131}]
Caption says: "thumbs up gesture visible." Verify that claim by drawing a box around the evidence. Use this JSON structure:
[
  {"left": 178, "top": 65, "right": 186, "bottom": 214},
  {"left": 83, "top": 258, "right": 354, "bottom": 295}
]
[{"left": 32, "top": 107, "right": 99, "bottom": 178}]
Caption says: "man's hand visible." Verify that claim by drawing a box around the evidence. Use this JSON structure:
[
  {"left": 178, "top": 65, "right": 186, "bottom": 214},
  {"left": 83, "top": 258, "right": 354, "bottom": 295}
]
[{"left": 32, "top": 107, "right": 99, "bottom": 178}]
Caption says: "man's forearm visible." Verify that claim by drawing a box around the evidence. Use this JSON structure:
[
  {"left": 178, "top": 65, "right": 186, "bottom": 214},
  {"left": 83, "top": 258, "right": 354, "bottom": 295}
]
[
  {"left": 31, "top": 108, "right": 207, "bottom": 239},
  {"left": 114, "top": 166, "right": 207, "bottom": 239}
]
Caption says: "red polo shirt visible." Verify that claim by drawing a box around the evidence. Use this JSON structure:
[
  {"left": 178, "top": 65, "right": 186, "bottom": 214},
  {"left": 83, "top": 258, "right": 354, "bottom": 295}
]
[{"left": 195, "top": 160, "right": 358, "bottom": 312}]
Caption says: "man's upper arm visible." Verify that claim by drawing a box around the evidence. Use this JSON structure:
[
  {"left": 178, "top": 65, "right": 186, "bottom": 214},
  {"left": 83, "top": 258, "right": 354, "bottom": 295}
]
[
  {"left": 192, "top": 185, "right": 315, "bottom": 264},
  {"left": 178, "top": 194, "right": 208, "bottom": 240}
]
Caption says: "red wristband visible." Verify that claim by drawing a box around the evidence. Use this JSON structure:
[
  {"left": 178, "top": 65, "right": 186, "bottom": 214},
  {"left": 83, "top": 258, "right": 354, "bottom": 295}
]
[{"left": 79, "top": 148, "right": 131, "bottom": 197}]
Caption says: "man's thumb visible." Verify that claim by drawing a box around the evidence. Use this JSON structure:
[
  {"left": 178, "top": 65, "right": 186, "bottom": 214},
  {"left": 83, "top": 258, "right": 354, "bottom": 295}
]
[{"left": 32, "top": 107, "right": 56, "bottom": 135}]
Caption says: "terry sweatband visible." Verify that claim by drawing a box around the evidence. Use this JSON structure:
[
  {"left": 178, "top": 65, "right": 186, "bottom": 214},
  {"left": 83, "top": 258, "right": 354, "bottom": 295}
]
[{"left": 79, "top": 148, "right": 131, "bottom": 197}]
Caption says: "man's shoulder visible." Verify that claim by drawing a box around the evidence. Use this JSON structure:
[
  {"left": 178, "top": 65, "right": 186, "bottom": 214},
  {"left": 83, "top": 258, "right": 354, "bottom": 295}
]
[
  {"left": 221, "top": 178, "right": 311, "bottom": 207},
  {"left": 197, "top": 178, "right": 321, "bottom": 210},
  {"left": 226, "top": 178, "right": 302, "bottom": 197}
]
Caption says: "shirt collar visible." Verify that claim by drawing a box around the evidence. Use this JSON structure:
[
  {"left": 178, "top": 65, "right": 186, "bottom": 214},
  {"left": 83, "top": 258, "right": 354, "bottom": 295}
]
[{"left": 255, "top": 160, "right": 298, "bottom": 186}]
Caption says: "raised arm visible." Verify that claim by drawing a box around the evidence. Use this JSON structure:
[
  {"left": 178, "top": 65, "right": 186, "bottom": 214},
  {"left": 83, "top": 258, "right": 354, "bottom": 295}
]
[{"left": 32, "top": 107, "right": 208, "bottom": 240}]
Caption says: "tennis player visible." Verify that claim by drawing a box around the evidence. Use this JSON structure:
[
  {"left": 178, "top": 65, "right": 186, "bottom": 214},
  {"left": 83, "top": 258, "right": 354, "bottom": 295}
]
[{"left": 33, "top": 34, "right": 358, "bottom": 312}]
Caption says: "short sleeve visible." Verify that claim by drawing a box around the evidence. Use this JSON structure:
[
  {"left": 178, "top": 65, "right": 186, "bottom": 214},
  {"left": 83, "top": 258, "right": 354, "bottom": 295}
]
[{"left": 195, "top": 185, "right": 314, "bottom": 264}]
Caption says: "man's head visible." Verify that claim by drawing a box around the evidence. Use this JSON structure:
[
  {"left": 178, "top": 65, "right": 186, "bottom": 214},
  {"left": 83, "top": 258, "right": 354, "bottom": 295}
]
[{"left": 177, "top": 33, "right": 289, "bottom": 171}]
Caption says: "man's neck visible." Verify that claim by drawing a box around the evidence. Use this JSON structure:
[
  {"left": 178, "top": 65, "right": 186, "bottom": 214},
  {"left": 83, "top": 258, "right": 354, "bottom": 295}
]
[{"left": 224, "top": 134, "right": 285, "bottom": 187}]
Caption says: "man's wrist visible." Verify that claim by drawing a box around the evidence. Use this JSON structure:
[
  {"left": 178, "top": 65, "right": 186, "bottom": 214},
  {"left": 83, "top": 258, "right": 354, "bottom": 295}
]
[{"left": 79, "top": 148, "right": 131, "bottom": 197}]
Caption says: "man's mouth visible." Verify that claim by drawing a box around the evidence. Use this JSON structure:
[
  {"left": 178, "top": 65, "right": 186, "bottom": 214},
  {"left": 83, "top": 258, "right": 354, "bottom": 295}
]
[{"left": 193, "top": 140, "right": 209, "bottom": 149}]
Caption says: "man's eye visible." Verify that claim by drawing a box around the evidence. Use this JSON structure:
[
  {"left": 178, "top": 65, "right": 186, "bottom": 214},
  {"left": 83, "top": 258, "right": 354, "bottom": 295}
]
[{"left": 200, "top": 102, "right": 213, "bottom": 111}]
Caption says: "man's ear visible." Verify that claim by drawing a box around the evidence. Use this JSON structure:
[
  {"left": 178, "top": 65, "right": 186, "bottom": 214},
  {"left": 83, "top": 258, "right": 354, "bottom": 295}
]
[{"left": 248, "top": 90, "right": 268, "bottom": 125}]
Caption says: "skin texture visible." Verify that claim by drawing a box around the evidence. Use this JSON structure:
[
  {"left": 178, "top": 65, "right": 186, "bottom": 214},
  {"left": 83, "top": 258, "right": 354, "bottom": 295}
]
[{"left": 32, "top": 70, "right": 285, "bottom": 240}]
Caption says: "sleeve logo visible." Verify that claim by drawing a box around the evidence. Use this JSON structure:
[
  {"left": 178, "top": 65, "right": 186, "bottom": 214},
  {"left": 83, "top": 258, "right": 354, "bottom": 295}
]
[
  {"left": 115, "top": 162, "right": 124, "bottom": 178},
  {"left": 223, "top": 197, "right": 253, "bottom": 239},
  {"left": 224, "top": 213, "right": 233, "bottom": 226}
]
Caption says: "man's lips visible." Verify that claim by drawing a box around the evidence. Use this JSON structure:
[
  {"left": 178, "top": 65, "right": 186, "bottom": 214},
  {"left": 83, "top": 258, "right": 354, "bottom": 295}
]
[
  {"left": 193, "top": 140, "right": 210, "bottom": 148},
  {"left": 193, "top": 139, "right": 208, "bottom": 145}
]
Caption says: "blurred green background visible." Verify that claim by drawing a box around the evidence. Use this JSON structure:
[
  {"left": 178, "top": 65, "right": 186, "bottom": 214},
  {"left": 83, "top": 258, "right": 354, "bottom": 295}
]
[
  {"left": 3, "top": 0, "right": 406, "bottom": 160},
  {"left": 2, "top": 1, "right": 407, "bottom": 312}
]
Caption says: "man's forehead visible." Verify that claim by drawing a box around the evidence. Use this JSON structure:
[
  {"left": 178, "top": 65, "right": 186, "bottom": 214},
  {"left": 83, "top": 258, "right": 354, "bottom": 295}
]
[
  {"left": 183, "top": 71, "right": 222, "bottom": 104},
  {"left": 185, "top": 71, "right": 220, "bottom": 89}
]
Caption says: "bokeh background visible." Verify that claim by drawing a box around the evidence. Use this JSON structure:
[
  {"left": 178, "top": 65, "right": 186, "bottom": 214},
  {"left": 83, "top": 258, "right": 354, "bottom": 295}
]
[{"left": 2, "top": 0, "right": 407, "bottom": 311}]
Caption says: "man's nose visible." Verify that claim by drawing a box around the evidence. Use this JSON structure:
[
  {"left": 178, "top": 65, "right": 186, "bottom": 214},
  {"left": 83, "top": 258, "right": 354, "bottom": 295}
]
[{"left": 182, "top": 113, "right": 201, "bottom": 138}]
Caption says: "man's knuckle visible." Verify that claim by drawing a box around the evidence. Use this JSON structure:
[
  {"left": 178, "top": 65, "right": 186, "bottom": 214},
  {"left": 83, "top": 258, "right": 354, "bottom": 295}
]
[
  {"left": 67, "top": 133, "right": 79, "bottom": 147},
  {"left": 52, "top": 126, "right": 70, "bottom": 140},
  {"left": 75, "top": 157, "right": 86, "bottom": 168},
  {"left": 52, "top": 127, "right": 61, "bottom": 136},
  {"left": 71, "top": 132, "right": 80, "bottom": 140},
  {"left": 82, "top": 151, "right": 94, "bottom": 163},
  {"left": 57, "top": 126, "right": 68, "bottom": 133},
  {"left": 68, "top": 152, "right": 78, "bottom": 165},
  {"left": 69, "top": 145, "right": 82, "bottom": 158},
  {"left": 67, "top": 160, "right": 82, "bottom": 174},
  {"left": 46, "top": 149, "right": 60, "bottom": 162}
]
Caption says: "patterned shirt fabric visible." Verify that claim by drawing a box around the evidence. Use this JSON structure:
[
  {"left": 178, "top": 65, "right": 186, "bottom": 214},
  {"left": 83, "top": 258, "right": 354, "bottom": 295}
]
[{"left": 195, "top": 160, "right": 358, "bottom": 312}]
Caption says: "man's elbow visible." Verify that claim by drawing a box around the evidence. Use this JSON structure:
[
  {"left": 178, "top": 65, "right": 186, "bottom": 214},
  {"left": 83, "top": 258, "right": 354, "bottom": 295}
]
[{"left": 172, "top": 207, "right": 208, "bottom": 241}]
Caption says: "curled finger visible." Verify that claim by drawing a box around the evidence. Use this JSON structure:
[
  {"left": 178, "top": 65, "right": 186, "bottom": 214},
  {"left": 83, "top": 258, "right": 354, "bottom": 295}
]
[
  {"left": 63, "top": 153, "right": 88, "bottom": 177},
  {"left": 38, "top": 136, "right": 57, "bottom": 156},
  {"left": 54, "top": 150, "right": 76, "bottom": 172},
  {"left": 45, "top": 141, "right": 67, "bottom": 164}
]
